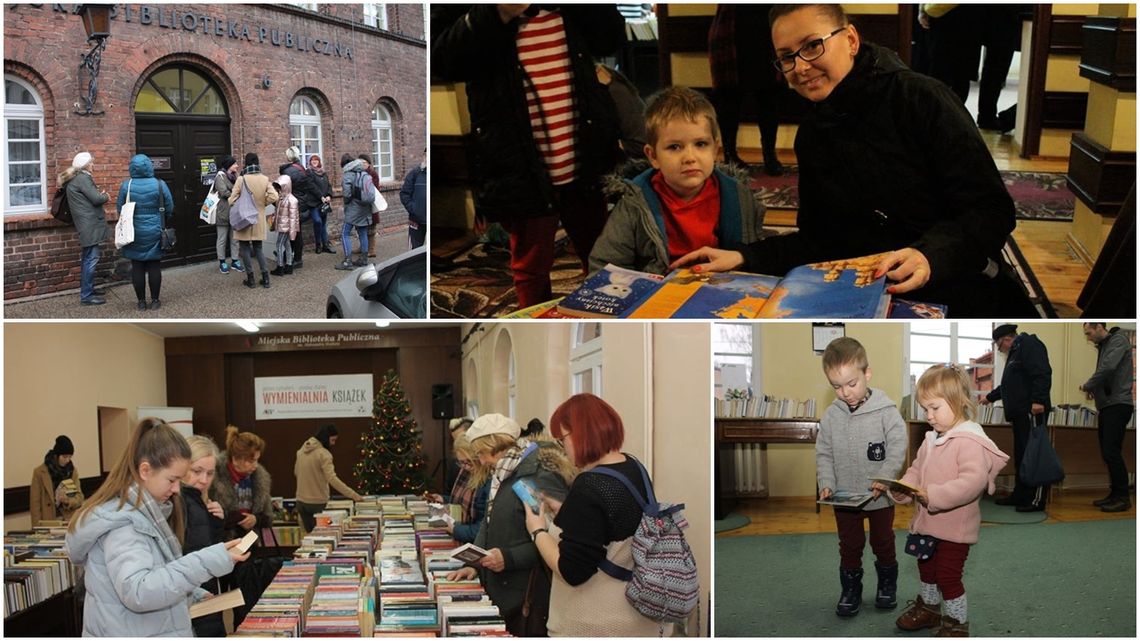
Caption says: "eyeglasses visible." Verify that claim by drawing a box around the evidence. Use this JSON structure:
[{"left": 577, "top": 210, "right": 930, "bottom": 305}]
[
  {"left": 772, "top": 26, "right": 848, "bottom": 72},
  {"left": 556, "top": 432, "right": 571, "bottom": 448}
]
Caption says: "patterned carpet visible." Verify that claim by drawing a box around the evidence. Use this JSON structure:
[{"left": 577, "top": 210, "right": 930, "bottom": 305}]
[
  {"left": 429, "top": 230, "right": 585, "bottom": 318},
  {"left": 751, "top": 166, "right": 1076, "bottom": 221}
]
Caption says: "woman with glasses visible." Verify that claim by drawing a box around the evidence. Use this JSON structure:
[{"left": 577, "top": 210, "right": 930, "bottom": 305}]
[
  {"left": 524, "top": 394, "right": 670, "bottom": 636},
  {"left": 673, "top": 4, "right": 1036, "bottom": 318},
  {"left": 426, "top": 435, "right": 490, "bottom": 544}
]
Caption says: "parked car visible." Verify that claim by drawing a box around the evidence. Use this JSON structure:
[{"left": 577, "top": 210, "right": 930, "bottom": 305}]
[{"left": 326, "top": 246, "right": 426, "bottom": 318}]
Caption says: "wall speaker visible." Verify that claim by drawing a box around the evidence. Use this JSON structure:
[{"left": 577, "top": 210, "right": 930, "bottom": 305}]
[{"left": 431, "top": 384, "right": 453, "bottom": 419}]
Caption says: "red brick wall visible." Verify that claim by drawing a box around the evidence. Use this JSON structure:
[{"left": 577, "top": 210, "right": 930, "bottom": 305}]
[{"left": 4, "top": 3, "right": 426, "bottom": 300}]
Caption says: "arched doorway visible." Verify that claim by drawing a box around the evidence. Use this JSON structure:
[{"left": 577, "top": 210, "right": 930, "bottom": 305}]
[{"left": 134, "top": 65, "right": 231, "bottom": 266}]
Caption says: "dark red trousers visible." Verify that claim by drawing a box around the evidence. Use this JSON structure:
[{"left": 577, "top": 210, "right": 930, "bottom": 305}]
[
  {"left": 834, "top": 505, "right": 896, "bottom": 569},
  {"left": 502, "top": 181, "right": 608, "bottom": 309},
  {"left": 917, "top": 539, "right": 971, "bottom": 600}
]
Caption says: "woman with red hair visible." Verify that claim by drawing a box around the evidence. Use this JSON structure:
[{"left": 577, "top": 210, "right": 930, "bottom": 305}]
[{"left": 524, "top": 394, "right": 668, "bottom": 636}]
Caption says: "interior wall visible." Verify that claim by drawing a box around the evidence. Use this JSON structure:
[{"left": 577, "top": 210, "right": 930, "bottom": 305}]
[{"left": 4, "top": 323, "right": 168, "bottom": 531}]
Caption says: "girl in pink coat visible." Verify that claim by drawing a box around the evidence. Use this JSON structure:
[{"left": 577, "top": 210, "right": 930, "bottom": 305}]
[
  {"left": 271, "top": 174, "right": 300, "bottom": 276},
  {"left": 891, "top": 364, "right": 1009, "bottom": 637}
]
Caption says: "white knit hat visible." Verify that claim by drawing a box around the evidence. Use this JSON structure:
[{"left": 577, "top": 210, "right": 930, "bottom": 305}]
[
  {"left": 72, "top": 152, "right": 93, "bottom": 170},
  {"left": 285, "top": 146, "right": 301, "bottom": 162},
  {"left": 465, "top": 414, "right": 521, "bottom": 442}
]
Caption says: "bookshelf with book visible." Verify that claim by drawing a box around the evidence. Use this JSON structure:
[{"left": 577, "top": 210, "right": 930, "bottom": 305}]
[{"left": 3, "top": 525, "right": 81, "bottom": 636}]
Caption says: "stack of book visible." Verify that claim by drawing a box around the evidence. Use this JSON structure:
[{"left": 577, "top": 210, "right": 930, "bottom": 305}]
[
  {"left": 3, "top": 525, "right": 76, "bottom": 617},
  {"left": 303, "top": 567, "right": 367, "bottom": 636},
  {"left": 231, "top": 562, "right": 317, "bottom": 637}
]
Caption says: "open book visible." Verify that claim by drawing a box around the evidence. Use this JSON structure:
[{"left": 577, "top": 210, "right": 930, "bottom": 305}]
[
  {"left": 450, "top": 543, "right": 490, "bottom": 565},
  {"left": 554, "top": 254, "right": 894, "bottom": 319},
  {"left": 869, "top": 477, "right": 922, "bottom": 494},
  {"left": 816, "top": 491, "right": 874, "bottom": 508},
  {"left": 190, "top": 588, "right": 244, "bottom": 619}
]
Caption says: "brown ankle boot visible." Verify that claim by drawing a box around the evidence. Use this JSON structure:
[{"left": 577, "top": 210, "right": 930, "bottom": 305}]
[
  {"left": 896, "top": 596, "right": 941, "bottom": 631},
  {"left": 935, "top": 615, "right": 969, "bottom": 637}
]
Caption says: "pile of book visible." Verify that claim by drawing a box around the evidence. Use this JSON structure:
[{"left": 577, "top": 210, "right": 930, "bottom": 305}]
[
  {"left": 3, "top": 524, "right": 75, "bottom": 617},
  {"left": 716, "top": 395, "right": 818, "bottom": 419},
  {"left": 304, "top": 566, "right": 370, "bottom": 636},
  {"left": 232, "top": 562, "right": 317, "bottom": 636}
]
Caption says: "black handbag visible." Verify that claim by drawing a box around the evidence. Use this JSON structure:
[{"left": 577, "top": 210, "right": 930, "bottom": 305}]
[
  {"left": 1020, "top": 420, "right": 1065, "bottom": 486},
  {"left": 161, "top": 227, "right": 177, "bottom": 251}
]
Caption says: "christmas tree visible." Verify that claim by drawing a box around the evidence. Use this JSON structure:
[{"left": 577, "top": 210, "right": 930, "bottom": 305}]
[{"left": 354, "top": 370, "right": 429, "bottom": 494}]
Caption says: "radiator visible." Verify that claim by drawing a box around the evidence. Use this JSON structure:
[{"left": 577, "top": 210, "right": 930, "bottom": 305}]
[{"left": 733, "top": 444, "right": 767, "bottom": 494}]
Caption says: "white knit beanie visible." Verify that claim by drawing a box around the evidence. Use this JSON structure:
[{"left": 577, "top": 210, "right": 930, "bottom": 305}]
[
  {"left": 72, "top": 152, "right": 93, "bottom": 170},
  {"left": 286, "top": 146, "right": 301, "bottom": 162},
  {"left": 466, "top": 414, "right": 521, "bottom": 442}
]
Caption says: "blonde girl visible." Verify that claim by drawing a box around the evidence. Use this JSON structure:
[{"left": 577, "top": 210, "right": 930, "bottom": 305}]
[
  {"left": 892, "top": 365, "right": 1009, "bottom": 636},
  {"left": 65, "top": 418, "right": 249, "bottom": 636}
]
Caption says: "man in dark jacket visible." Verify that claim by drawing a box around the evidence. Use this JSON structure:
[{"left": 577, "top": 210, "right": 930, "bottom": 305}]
[
  {"left": 64, "top": 151, "right": 110, "bottom": 306},
  {"left": 400, "top": 149, "right": 427, "bottom": 248},
  {"left": 280, "top": 146, "right": 320, "bottom": 269},
  {"left": 1080, "top": 323, "right": 1135, "bottom": 513},
  {"left": 983, "top": 324, "right": 1053, "bottom": 511},
  {"left": 432, "top": 4, "right": 624, "bottom": 308}
]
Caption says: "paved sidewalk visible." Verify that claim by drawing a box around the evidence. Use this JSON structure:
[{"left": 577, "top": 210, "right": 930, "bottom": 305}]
[{"left": 4, "top": 234, "right": 410, "bottom": 319}]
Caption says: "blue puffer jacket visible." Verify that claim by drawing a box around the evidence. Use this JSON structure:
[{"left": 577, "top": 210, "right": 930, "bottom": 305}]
[{"left": 117, "top": 154, "right": 174, "bottom": 262}]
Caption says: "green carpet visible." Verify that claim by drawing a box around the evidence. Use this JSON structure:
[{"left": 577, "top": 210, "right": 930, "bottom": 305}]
[
  {"left": 715, "top": 520, "right": 1135, "bottom": 637},
  {"left": 715, "top": 512, "right": 752, "bottom": 533},
  {"left": 979, "top": 496, "right": 1048, "bottom": 524}
]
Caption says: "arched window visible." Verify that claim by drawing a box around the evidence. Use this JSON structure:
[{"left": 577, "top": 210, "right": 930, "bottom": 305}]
[
  {"left": 569, "top": 323, "right": 603, "bottom": 395},
  {"left": 371, "top": 104, "right": 394, "bottom": 181},
  {"left": 134, "top": 66, "right": 226, "bottom": 115},
  {"left": 4, "top": 75, "right": 47, "bottom": 214},
  {"left": 289, "top": 96, "right": 323, "bottom": 165},
  {"left": 493, "top": 330, "right": 515, "bottom": 418}
]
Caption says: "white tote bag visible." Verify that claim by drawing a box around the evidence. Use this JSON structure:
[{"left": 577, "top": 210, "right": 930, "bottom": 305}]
[
  {"left": 371, "top": 190, "right": 388, "bottom": 214},
  {"left": 199, "top": 173, "right": 221, "bottom": 224},
  {"left": 115, "top": 179, "right": 136, "bottom": 249}
]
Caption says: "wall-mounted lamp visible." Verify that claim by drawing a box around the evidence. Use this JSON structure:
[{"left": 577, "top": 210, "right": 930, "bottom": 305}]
[{"left": 75, "top": 4, "right": 112, "bottom": 116}]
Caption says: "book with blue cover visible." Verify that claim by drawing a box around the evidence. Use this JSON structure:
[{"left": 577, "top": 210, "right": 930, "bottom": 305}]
[{"left": 556, "top": 254, "right": 896, "bottom": 319}]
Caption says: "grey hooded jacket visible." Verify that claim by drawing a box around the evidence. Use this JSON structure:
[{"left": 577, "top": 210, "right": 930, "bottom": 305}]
[
  {"left": 64, "top": 497, "right": 233, "bottom": 637},
  {"left": 816, "top": 388, "right": 907, "bottom": 511}
]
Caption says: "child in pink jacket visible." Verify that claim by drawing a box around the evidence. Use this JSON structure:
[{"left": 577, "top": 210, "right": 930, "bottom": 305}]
[
  {"left": 891, "top": 364, "right": 1009, "bottom": 637},
  {"left": 271, "top": 174, "right": 300, "bottom": 275}
]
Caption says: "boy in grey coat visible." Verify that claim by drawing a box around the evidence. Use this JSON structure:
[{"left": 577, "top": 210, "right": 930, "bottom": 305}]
[{"left": 818, "top": 337, "right": 906, "bottom": 617}]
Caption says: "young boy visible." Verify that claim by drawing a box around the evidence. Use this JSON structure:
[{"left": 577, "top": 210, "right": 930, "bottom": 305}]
[
  {"left": 817, "top": 337, "right": 907, "bottom": 617},
  {"left": 588, "top": 86, "right": 764, "bottom": 275}
]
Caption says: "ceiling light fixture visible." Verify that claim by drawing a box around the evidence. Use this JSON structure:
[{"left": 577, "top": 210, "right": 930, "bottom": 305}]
[{"left": 236, "top": 321, "right": 260, "bottom": 333}]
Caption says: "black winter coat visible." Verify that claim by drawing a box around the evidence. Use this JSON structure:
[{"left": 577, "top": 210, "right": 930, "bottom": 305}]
[
  {"left": 739, "top": 43, "right": 1036, "bottom": 317},
  {"left": 431, "top": 4, "right": 624, "bottom": 222},
  {"left": 279, "top": 162, "right": 320, "bottom": 210},
  {"left": 987, "top": 333, "right": 1052, "bottom": 416},
  {"left": 181, "top": 484, "right": 226, "bottom": 637}
]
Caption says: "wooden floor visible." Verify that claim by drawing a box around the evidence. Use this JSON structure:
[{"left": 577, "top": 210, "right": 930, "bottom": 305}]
[
  {"left": 739, "top": 131, "right": 1090, "bottom": 317},
  {"left": 717, "top": 488, "right": 1135, "bottom": 538}
]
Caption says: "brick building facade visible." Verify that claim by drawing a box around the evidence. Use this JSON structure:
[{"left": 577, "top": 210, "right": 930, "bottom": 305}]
[{"left": 4, "top": 3, "right": 426, "bottom": 300}]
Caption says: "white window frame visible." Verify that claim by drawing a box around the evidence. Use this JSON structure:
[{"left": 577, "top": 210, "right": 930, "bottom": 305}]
[
  {"left": 713, "top": 322, "right": 761, "bottom": 400},
  {"left": 289, "top": 96, "right": 323, "bottom": 167},
  {"left": 4, "top": 75, "right": 47, "bottom": 216},
  {"left": 903, "top": 322, "right": 996, "bottom": 407},
  {"left": 371, "top": 104, "right": 395, "bottom": 182},
  {"left": 569, "top": 323, "right": 603, "bottom": 395},
  {"left": 288, "top": 2, "right": 317, "bottom": 11},
  {"left": 363, "top": 3, "right": 388, "bottom": 29}
]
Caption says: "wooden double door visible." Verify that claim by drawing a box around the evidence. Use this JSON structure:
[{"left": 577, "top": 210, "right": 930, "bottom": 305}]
[{"left": 135, "top": 117, "right": 231, "bottom": 266}]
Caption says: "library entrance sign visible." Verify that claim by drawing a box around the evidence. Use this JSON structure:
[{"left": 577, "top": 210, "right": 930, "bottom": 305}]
[{"left": 255, "top": 374, "right": 373, "bottom": 420}]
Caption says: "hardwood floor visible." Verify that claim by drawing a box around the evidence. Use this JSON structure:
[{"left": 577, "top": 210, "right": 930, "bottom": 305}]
[
  {"left": 717, "top": 489, "right": 1135, "bottom": 539},
  {"left": 739, "top": 133, "right": 1091, "bottom": 317}
]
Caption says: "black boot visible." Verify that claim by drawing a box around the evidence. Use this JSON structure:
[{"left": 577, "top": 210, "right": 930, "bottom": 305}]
[
  {"left": 874, "top": 562, "right": 898, "bottom": 609},
  {"left": 260, "top": 271, "right": 270, "bottom": 288},
  {"left": 243, "top": 272, "right": 255, "bottom": 289},
  {"left": 284, "top": 264, "right": 294, "bottom": 275},
  {"left": 271, "top": 265, "right": 285, "bottom": 276},
  {"left": 836, "top": 567, "right": 863, "bottom": 617}
]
